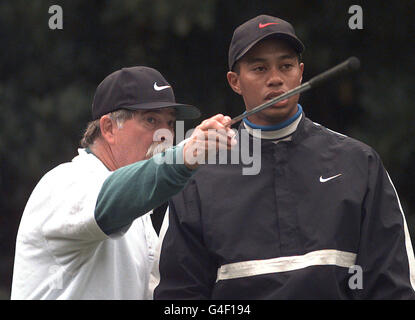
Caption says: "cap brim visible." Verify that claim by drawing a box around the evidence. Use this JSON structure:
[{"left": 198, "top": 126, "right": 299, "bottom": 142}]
[
  {"left": 234, "top": 32, "right": 305, "bottom": 69},
  {"left": 121, "top": 101, "right": 201, "bottom": 120}
]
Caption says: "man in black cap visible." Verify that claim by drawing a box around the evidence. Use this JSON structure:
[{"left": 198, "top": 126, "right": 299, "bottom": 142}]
[
  {"left": 152, "top": 15, "right": 415, "bottom": 299},
  {"left": 11, "top": 66, "right": 236, "bottom": 299}
]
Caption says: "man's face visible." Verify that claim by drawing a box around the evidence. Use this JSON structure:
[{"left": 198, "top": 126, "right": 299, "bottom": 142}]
[
  {"left": 227, "top": 38, "right": 304, "bottom": 126},
  {"left": 112, "top": 108, "right": 176, "bottom": 168}
]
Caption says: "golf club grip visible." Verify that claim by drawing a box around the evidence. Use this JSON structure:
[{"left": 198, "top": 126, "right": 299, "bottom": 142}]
[{"left": 308, "top": 56, "right": 360, "bottom": 88}]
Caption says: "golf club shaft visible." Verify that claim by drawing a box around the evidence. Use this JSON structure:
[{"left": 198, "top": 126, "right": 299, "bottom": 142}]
[
  {"left": 226, "top": 82, "right": 311, "bottom": 126},
  {"left": 224, "top": 56, "right": 360, "bottom": 127}
]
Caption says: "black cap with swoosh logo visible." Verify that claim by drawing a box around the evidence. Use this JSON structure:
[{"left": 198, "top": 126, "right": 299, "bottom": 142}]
[
  {"left": 92, "top": 66, "right": 201, "bottom": 120},
  {"left": 228, "top": 15, "right": 305, "bottom": 71}
]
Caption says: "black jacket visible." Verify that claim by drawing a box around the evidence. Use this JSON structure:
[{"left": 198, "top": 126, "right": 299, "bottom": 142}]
[{"left": 153, "top": 115, "right": 415, "bottom": 299}]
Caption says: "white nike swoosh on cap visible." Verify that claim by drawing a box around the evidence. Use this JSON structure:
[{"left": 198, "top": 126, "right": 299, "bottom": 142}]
[
  {"left": 319, "top": 173, "right": 342, "bottom": 183},
  {"left": 153, "top": 82, "right": 171, "bottom": 91}
]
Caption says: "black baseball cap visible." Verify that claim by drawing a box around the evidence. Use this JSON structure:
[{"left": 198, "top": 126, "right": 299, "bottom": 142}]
[
  {"left": 228, "top": 15, "right": 305, "bottom": 71},
  {"left": 92, "top": 66, "right": 201, "bottom": 120}
]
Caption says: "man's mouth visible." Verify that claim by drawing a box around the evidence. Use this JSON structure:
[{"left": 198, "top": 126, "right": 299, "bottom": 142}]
[
  {"left": 265, "top": 91, "right": 288, "bottom": 107},
  {"left": 145, "top": 141, "right": 172, "bottom": 159},
  {"left": 265, "top": 91, "right": 286, "bottom": 100}
]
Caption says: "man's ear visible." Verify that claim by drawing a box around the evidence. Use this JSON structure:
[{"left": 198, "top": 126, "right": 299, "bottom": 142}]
[
  {"left": 299, "top": 62, "right": 304, "bottom": 84},
  {"left": 226, "top": 71, "right": 242, "bottom": 95},
  {"left": 99, "top": 115, "right": 116, "bottom": 145}
]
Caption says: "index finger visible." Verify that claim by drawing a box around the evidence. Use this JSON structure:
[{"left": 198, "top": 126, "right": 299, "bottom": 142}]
[{"left": 198, "top": 114, "right": 231, "bottom": 131}]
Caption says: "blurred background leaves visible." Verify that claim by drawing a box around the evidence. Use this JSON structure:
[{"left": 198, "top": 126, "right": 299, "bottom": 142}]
[{"left": 0, "top": 0, "right": 414, "bottom": 299}]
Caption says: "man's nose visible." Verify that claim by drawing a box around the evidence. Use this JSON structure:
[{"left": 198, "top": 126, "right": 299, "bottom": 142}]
[
  {"left": 267, "top": 67, "right": 283, "bottom": 86},
  {"left": 153, "top": 127, "right": 174, "bottom": 144}
]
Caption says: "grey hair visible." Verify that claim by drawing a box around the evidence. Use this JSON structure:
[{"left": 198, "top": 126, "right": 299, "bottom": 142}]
[{"left": 80, "top": 109, "right": 139, "bottom": 148}]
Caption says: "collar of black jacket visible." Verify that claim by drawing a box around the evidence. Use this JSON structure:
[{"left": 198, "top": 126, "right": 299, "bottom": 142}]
[{"left": 237, "top": 111, "right": 308, "bottom": 148}]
